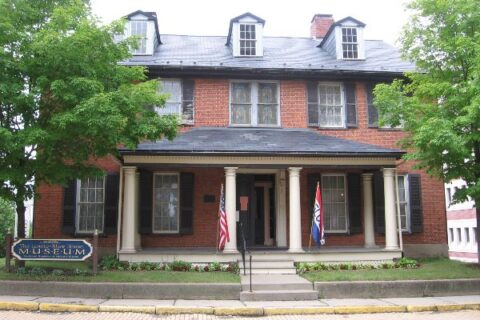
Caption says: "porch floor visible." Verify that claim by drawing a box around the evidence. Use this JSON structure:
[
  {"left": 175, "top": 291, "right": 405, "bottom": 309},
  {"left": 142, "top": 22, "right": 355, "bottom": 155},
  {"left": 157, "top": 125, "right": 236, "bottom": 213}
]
[{"left": 118, "top": 246, "right": 402, "bottom": 264}]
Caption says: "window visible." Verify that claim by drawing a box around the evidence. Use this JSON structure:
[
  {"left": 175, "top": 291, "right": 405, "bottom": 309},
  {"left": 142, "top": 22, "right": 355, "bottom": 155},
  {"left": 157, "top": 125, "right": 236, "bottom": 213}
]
[
  {"left": 76, "top": 177, "right": 105, "bottom": 233},
  {"left": 239, "top": 24, "right": 256, "bottom": 56},
  {"left": 318, "top": 83, "right": 344, "bottom": 128},
  {"left": 465, "top": 227, "right": 470, "bottom": 244},
  {"left": 449, "top": 228, "right": 454, "bottom": 243},
  {"left": 230, "top": 81, "right": 279, "bottom": 126},
  {"left": 153, "top": 173, "right": 179, "bottom": 233},
  {"left": 474, "top": 227, "right": 477, "bottom": 245},
  {"left": 156, "top": 79, "right": 195, "bottom": 124},
  {"left": 322, "top": 175, "right": 348, "bottom": 232},
  {"left": 457, "top": 228, "right": 462, "bottom": 243},
  {"left": 342, "top": 27, "right": 358, "bottom": 59},
  {"left": 396, "top": 175, "right": 410, "bottom": 232},
  {"left": 130, "top": 21, "right": 147, "bottom": 54},
  {"left": 446, "top": 187, "right": 452, "bottom": 205}
]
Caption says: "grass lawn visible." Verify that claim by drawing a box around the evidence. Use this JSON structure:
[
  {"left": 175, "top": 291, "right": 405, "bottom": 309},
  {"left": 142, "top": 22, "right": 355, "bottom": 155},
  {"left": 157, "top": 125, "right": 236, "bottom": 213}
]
[
  {"left": 302, "top": 258, "right": 480, "bottom": 282},
  {"left": 0, "top": 258, "right": 239, "bottom": 283}
]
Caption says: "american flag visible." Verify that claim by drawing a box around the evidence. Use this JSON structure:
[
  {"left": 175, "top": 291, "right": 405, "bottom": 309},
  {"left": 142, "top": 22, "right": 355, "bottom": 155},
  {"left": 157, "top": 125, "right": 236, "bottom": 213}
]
[{"left": 218, "top": 184, "right": 230, "bottom": 250}]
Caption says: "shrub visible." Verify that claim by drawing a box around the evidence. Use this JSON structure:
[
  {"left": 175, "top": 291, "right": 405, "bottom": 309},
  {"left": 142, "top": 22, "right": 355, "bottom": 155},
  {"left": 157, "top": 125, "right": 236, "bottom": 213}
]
[
  {"left": 208, "top": 262, "right": 222, "bottom": 272},
  {"left": 51, "top": 269, "right": 64, "bottom": 276},
  {"left": 170, "top": 260, "right": 192, "bottom": 272},
  {"left": 396, "top": 257, "right": 419, "bottom": 269},
  {"left": 30, "top": 267, "right": 48, "bottom": 276},
  {"left": 16, "top": 267, "right": 28, "bottom": 275},
  {"left": 99, "top": 255, "right": 124, "bottom": 271}
]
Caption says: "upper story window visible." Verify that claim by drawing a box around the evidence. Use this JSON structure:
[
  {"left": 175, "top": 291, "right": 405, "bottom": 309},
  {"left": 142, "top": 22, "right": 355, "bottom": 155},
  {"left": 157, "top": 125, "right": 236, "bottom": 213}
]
[
  {"left": 76, "top": 176, "right": 105, "bottom": 233},
  {"left": 239, "top": 24, "right": 256, "bottom": 56},
  {"left": 130, "top": 20, "right": 148, "bottom": 54},
  {"left": 342, "top": 27, "right": 358, "bottom": 59},
  {"left": 156, "top": 79, "right": 195, "bottom": 124},
  {"left": 367, "top": 83, "right": 403, "bottom": 129},
  {"left": 230, "top": 81, "right": 279, "bottom": 126}
]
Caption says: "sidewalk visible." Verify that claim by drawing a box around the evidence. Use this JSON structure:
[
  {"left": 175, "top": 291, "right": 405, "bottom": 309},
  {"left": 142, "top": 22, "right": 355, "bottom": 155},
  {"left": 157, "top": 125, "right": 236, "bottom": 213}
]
[{"left": 0, "top": 295, "right": 479, "bottom": 316}]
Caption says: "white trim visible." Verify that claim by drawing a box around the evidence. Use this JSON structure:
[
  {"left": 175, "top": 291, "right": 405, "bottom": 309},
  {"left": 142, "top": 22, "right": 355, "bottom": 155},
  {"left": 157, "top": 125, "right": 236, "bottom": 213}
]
[
  {"left": 321, "top": 173, "right": 348, "bottom": 233},
  {"left": 229, "top": 80, "right": 280, "bottom": 127},
  {"left": 152, "top": 172, "right": 180, "bottom": 234}
]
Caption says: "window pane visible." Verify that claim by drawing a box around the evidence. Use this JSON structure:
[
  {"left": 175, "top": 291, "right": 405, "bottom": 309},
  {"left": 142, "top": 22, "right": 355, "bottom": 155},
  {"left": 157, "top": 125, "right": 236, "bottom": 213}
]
[
  {"left": 258, "top": 83, "right": 277, "bottom": 104},
  {"left": 153, "top": 174, "right": 179, "bottom": 232},
  {"left": 321, "top": 175, "right": 347, "bottom": 232},
  {"left": 258, "top": 104, "right": 277, "bottom": 125},
  {"left": 231, "top": 104, "right": 251, "bottom": 124},
  {"left": 232, "top": 83, "right": 251, "bottom": 103},
  {"left": 319, "top": 84, "right": 343, "bottom": 127}
]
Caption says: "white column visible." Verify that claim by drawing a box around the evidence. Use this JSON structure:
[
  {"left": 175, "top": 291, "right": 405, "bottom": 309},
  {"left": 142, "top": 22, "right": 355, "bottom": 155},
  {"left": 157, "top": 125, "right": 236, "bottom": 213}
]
[
  {"left": 134, "top": 172, "right": 141, "bottom": 250},
  {"left": 263, "top": 185, "right": 273, "bottom": 246},
  {"left": 120, "top": 166, "right": 137, "bottom": 253},
  {"left": 276, "top": 170, "right": 287, "bottom": 247},
  {"left": 288, "top": 167, "right": 303, "bottom": 252},
  {"left": 362, "top": 173, "right": 376, "bottom": 248},
  {"left": 383, "top": 168, "right": 399, "bottom": 250},
  {"left": 223, "top": 167, "right": 238, "bottom": 253}
]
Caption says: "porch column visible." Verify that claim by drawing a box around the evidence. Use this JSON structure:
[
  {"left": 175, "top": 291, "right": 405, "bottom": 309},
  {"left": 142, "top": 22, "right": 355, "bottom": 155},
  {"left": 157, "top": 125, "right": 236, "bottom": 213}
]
[
  {"left": 276, "top": 170, "right": 287, "bottom": 247},
  {"left": 134, "top": 172, "right": 141, "bottom": 250},
  {"left": 362, "top": 173, "right": 376, "bottom": 248},
  {"left": 288, "top": 167, "right": 303, "bottom": 252},
  {"left": 224, "top": 167, "right": 238, "bottom": 253},
  {"left": 383, "top": 168, "right": 399, "bottom": 250},
  {"left": 120, "top": 166, "right": 137, "bottom": 253}
]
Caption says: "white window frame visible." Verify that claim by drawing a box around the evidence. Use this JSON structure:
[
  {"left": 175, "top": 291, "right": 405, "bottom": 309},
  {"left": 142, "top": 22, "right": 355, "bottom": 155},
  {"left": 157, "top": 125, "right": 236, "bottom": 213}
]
[
  {"left": 229, "top": 80, "right": 280, "bottom": 127},
  {"left": 321, "top": 173, "right": 348, "bottom": 233},
  {"left": 75, "top": 176, "right": 105, "bottom": 234},
  {"left": 396, "top": 174, "right": 411, "bottom": 232},
  {"left": 156, "top": 79, "right": 194, "bottom": 125},
  {"left": 239, "top": 23, "right": 257, "bottom": 56},
  {"left": 129, "top": 20, "right": 148, "bottom": 55},
  {"left": 341, "top": 27, "right": 359, "bottom": 59},
  {"left": 152, "top": 172, "right": 180, "bottom": 234},
  {"left": 317, "top": 82, "right": 346, "bottom": 128}
]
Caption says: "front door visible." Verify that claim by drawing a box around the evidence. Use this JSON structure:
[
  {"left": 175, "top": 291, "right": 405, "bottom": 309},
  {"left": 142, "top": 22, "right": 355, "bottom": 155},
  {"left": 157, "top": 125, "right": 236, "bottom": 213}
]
[{"left": 237, "top": 174, "right": 275, "bottom": 249}]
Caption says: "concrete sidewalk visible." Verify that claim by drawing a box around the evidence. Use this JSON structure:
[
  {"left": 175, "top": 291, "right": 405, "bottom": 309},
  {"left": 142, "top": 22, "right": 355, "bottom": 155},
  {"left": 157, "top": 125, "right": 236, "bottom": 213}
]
[{"left": 0, "top": 295, "right": 479, "bottom": 316}]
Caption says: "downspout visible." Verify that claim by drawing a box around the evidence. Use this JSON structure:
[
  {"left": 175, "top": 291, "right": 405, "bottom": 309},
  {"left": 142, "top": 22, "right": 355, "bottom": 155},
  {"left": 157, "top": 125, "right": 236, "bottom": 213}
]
[
  {"left": 395, "top": 169, "right": 404, "bottom": 256},
  {"left": 116, "top": 167, "right": 124, "bottom": 259}
]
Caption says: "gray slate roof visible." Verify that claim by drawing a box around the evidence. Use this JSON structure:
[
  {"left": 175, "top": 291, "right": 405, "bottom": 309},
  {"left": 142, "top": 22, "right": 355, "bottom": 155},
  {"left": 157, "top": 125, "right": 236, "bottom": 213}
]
[
  {"left": 122, "top": 34, "right": 415, "bottom": 75},
  {"left": 120, "top": 128, "right": 403, "bottom": 158}
]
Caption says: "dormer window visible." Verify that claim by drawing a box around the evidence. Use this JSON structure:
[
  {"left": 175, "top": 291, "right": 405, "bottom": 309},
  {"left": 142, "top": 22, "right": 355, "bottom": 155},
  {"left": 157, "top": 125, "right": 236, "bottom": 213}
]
[
  {"left": 226, "top": 12, "right": 265, "bottom": 57},
  {"left": 341, "top": 27, "right": 358, "bottom": 59},
  {"left": 130, "top": 20, "right": 148, "bottom": 54},
  {"left": 240, "top": 24, "right": 256, "bottom": 56}
]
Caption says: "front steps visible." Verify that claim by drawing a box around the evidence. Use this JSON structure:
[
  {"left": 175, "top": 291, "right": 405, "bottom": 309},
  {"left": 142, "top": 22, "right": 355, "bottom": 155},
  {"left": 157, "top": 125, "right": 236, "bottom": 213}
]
[{"left": 238, "top": 256, "right": 318, "bottom": 301}]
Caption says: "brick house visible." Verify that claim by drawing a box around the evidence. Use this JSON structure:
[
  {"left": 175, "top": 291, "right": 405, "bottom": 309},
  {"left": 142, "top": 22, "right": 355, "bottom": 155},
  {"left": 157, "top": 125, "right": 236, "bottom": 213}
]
[{"left": 33, "top": 11, "right": 448, "bottom": 263}]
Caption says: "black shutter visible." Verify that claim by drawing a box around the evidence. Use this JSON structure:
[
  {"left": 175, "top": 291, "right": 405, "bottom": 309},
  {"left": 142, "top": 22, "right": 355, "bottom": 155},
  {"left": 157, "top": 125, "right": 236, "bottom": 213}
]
[
  {"left": 348, "top": 173, "right": 362, "bottom": 234},
  {"left": 409, "top": 174, "right": 423, "bottom": 233},
  {"left": 104, "top": 173, "right": 119, "bottom": 234},
  {"left": 307, "top": 173, "right": 321, "bottom": 221},
  {"left": 367, "top": 83, "right": 379, "bottom": 127},
  {"left": 345, "top": 83, "right": 357, "bottom": 128},
  {"left": 307, "top": 82, "right": 318, "bottom": 126},
  {"left": 182, "top": 79, "right": 195, "bottom": 122},
  {"left": 62, "top": 180, "right": 77, "bottom": 235},
  {"left": 373, "top": 171, "right": 385, "bottom": 233},
  {"left": 180, "top": 172, "right": 195, "bottom": 235},
  {"left": 139, "top": 170, "right": 153, "bottom": 234}
]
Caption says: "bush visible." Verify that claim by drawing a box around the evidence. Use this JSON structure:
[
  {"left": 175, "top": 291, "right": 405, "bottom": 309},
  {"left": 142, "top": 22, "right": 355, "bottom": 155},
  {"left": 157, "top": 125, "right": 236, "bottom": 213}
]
[
  {"left": 170, "top": 260, "right": 192, "bottom": 272},
  {"left": 16, "top": 267, "right": 28, "bottom": 275},
  {"left": 51, "top": 269, "right": 65, "bottom": 276},
  {"left": 99, "top": 255, "right": 125, "bottom": 271},
  {"left": 396, "top": 257, "right": 419, "bottom": 269},
  {"left": 30, "top": 267, "right": 48, "bottom": 276}
]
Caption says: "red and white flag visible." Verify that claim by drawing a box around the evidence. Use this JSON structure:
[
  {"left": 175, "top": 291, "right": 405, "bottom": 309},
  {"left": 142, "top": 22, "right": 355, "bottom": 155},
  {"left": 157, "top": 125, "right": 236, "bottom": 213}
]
[{"left": 218, "top": 184, "right": 230, "bottom": 250}]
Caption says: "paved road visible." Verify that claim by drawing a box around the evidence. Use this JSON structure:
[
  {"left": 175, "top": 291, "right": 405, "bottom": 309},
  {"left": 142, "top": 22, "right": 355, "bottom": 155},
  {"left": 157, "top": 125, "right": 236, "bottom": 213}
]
[{"left": 0, "top": 311, "right": 479, "bottom": 320}]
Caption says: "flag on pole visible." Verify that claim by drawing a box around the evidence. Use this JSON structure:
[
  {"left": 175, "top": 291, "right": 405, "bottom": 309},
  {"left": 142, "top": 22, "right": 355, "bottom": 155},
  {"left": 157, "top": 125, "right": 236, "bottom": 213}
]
[
  {"left": 218, "top": 184, "right": 230, "bottom": 251},
  {"left": 312, "top": 182, "right": 325, "bottom": 245}
]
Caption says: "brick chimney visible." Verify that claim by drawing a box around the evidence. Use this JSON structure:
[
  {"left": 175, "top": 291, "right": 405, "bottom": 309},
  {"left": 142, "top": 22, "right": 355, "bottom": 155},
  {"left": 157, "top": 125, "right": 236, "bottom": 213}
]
[{"left": 310, "top": 14, "right": 334, "bottom": 39}]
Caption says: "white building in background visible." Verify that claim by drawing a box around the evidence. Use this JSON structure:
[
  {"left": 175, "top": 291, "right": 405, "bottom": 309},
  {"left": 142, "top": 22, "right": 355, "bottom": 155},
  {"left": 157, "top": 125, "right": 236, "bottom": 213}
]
[{"left": 445, "top": 179, "right": 478, "bottom": 263}]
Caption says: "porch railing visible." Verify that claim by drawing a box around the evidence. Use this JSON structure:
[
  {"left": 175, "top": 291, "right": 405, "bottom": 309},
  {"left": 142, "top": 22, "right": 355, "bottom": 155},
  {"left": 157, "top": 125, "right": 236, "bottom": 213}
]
[{"left": 238, "top": 221, "right": 250, "bottom": 276}]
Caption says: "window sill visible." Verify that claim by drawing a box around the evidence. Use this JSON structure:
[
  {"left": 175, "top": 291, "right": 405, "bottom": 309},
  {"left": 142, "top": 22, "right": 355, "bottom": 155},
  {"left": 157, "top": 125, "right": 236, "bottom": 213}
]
[{"left": 316, "top": 127, "right": 348, "bottom": 131}]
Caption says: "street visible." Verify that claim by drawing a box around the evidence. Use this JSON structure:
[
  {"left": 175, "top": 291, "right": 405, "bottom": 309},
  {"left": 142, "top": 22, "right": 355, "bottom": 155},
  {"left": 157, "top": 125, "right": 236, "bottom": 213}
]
[{"left": 0, "top": 310, "right": 479, "bottom": 320}]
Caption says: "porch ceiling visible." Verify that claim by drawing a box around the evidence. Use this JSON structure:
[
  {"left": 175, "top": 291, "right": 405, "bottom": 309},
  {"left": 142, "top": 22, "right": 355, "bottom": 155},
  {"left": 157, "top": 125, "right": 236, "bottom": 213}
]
[{"left": 119, "top": 127, "right": 404, "bottom": 159}]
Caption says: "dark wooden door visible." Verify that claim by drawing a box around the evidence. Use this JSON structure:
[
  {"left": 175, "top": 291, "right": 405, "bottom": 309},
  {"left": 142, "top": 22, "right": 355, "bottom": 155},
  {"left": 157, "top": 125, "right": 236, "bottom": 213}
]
[{"left": 236, "top": 174, "right": 256, "bottom": 248}]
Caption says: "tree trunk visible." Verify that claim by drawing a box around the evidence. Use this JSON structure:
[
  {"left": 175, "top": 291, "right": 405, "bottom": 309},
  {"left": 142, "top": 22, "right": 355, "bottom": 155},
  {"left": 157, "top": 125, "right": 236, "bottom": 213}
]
[
  {"left": 15, "top": 200, "right": 26, "bottom": 239},
  {"left": 477, "top": 206, "right": 480, "bottom": 264}
]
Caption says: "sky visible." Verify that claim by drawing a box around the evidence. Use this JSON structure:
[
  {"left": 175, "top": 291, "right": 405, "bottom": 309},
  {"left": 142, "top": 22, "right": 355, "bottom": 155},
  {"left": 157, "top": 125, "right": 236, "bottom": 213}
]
[{"left": 90, "top": 0, "right": 411, "bottom": 46}]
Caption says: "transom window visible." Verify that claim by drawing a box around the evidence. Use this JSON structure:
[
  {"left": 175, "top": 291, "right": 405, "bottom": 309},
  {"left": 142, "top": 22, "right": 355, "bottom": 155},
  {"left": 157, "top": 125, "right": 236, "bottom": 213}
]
[
  {"left": 322, "top": 175, "right": 348, "bottom": 232},
  {"left": 318, "top": 83, "right": 345, "bottom": 128},
  {"left": 239, "top": 24, "right": 256, "bottom": 56},
  {"left": 153, "top": 173, "right": 179, "bottom": 233},
  {"left": 156, "top": 79, "right": 194, "bottom": 124},
  {"left": 230, "top": 81, "right": 279, "bottom": 126},
  {"left": 396, "top": 175, "right": 410, "bottom": 232},
  {"left": 130, "top": 21, "right": 147, "bottom": 54},
  {"left": 342, "top": 27, "right": 358, "bottom": 59},
  {"left": 76, "top": 177, "right": 105, "bottom": 233}
]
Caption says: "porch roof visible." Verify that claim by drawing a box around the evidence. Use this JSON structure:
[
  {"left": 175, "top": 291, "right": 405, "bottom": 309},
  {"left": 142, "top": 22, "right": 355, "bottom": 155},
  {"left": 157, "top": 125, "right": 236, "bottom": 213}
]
[{"left": 120, "top": 128, "right": 404, "bottom": 159}]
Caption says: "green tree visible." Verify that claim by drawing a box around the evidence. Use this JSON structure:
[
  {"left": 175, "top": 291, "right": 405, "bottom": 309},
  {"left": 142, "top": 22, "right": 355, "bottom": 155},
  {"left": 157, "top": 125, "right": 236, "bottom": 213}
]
[
  {"left": 0, "top": 198, "right": 15, "bottom": 257},
  {"left": 0, "top": 0, "right": 177, "bottom": 238},
  {"left": 374, "top": 0, "right": 480, "bottom": 260}
]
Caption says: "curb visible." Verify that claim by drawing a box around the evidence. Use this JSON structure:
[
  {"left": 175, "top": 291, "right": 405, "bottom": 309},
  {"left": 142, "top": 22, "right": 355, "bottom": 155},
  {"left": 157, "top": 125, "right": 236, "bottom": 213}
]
[{"left": 0, "top": 301, "right": 479, "bottom": 315}]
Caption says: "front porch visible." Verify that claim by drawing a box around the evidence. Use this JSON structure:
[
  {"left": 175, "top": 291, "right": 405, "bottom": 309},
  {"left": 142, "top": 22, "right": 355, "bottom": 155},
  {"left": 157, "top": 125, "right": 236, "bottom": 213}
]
[{"left": 116, "top": 128, "right": 405, "bottom": 263}]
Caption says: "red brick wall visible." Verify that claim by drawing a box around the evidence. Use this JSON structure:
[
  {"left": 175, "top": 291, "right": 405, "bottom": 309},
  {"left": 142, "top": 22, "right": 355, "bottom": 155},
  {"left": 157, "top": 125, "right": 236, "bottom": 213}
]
[
  {"left": 280, "top": 80, "right": 308, "bottom": 128},
  {"left": 33, "top": 155, "right": 121, "bottom": 248},
  {"left": 194, "top": 79, "right": 229, "bottom": 127}
]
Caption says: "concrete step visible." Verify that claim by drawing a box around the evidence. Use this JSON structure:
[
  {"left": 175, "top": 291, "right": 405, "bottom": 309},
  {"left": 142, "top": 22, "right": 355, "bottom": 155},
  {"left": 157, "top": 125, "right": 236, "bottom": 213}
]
[
  {"left": 242, "top": 268, "right": 297, "bottom": 275},
  {"left": 240, "top": 289, "right": 319, "bottom": 301},
  {"left": 240, "top": 260, "right": 295, "bottom": 269},
  {"left": 241, "top": 274, "right": 313, "bottom": 291}
]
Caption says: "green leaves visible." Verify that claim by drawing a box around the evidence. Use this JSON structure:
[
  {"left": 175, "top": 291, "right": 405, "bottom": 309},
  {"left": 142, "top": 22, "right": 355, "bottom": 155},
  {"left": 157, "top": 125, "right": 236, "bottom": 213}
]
[{"left": 375, "top": 0, "right": 480, "bottom": 204}]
